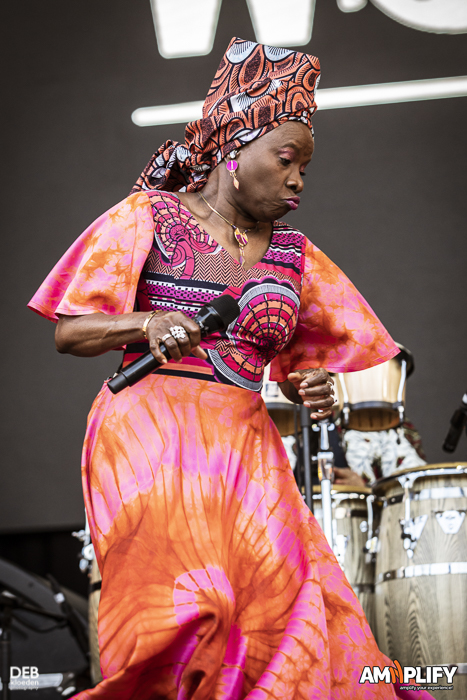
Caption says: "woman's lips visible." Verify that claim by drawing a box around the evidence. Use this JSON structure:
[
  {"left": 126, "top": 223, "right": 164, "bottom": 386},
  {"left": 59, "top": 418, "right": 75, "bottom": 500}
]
[{"left": 285, "top": 197, "right": 300, "bottom": 210}]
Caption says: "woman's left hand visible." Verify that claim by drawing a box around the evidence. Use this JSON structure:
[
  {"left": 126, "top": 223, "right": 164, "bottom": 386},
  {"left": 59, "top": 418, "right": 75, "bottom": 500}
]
[{"left": 287, "top": 368, "right": 335, "bottom": 421}]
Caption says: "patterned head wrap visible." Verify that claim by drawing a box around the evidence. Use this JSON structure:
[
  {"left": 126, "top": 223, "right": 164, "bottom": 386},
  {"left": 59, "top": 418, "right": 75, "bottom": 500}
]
[{"left": 131, "top": 37, "right": 320, "bottom": 194}]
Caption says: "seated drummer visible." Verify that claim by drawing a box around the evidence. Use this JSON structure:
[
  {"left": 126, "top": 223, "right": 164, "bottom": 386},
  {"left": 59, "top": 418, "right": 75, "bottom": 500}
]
[
  {"left": 334, "top": 418, "right": 427, "bottom": 488},
  {"left": 284, "top": 412, "right": 426, "bottom": 489}
]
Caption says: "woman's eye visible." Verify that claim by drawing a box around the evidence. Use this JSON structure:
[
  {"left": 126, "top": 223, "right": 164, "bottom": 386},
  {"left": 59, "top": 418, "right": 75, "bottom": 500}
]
[
  {"left": 279, "top": 157, "right": 291, "bottom": 166},
  {"left": 300, "top": 171, "right": 307, "bottom": 177}
]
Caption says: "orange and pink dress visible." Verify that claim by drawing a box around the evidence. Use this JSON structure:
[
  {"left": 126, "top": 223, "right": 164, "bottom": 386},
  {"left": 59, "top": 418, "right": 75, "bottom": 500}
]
[{"left": 29, "top": 191, "right": 430, "bottom": 699}]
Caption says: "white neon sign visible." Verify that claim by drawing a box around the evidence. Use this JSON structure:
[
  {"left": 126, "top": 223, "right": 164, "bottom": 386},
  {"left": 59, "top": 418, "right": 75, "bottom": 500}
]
[
  {"left": 246, "top": 0, "right": 316, "bottom": 47},
  {"left": 150, "top": 0, "right": 222, "bottom": 58},
  {"left": 149, "top": 0, "right": 467, "bottom": 63},
  {"left": 131, "top": 76, "right": 467, "bottom": 126},
  {"left": 137, "top": 0, "right": 467, "bottom": 125}
]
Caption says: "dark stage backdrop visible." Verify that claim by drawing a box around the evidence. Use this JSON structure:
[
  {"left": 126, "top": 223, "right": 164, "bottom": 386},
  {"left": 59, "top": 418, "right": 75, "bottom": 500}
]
[{"left": 2, "top": 0, "right": 467, "bottom": 532}]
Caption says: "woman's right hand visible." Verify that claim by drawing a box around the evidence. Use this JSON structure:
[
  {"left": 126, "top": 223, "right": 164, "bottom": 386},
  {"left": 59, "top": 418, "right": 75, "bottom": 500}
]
[
  {"left": 146, "top": 311, "right": 208, "bottom": 363},
  {"left": 55, "top": 310, "right": 208, "bottom": 359}
]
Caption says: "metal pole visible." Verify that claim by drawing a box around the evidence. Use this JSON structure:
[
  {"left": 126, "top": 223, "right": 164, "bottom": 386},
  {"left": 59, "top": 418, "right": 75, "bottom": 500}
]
[
  {"left": 317, "top": 420, "right": 335, "bottom": 549},
  {"left": 293, "top": 408, "right": 303, "bottom": 493},
  {"left": 0, "top": 602, "right": 12, "bottom": 700},
  {"left": 320, "top": 478, "right": 334, "bottom": 548},
  {"left": 300, "top": 405, "right": 313, "bottom": 513}
]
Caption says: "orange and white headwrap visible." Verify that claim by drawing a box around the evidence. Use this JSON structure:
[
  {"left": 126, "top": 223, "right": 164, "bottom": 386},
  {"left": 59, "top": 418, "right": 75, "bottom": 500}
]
[{"left": 131, "top": 37, "right": 320, "bottom": 194}]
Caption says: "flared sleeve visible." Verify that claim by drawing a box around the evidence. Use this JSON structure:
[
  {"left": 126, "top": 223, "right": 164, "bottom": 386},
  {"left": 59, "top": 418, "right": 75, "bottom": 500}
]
[
  {"left": 28, "top": 192, "right": 154, "bottom": 322},
  {"left": 269, "top": 237, "right": 399, "bottom": 381}
]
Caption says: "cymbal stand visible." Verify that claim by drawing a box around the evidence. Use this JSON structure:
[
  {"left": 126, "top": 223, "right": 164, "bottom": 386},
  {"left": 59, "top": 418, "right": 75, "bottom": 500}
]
[
  {"left": 299, "top": 405, "right": 313, "bottom": 514},
  {"left": 317, "top": 420, "right": 335, "bottom": 549}
]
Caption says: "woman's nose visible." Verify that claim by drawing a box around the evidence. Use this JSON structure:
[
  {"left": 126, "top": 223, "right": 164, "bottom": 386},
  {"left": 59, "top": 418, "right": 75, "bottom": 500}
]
[{"left": 286, "top": 174, "right": 304, "bottom": 194}]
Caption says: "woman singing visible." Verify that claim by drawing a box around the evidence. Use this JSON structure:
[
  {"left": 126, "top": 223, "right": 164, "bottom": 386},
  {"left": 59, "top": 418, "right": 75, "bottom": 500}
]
[{"left": 29, "top": 38, "right": 431, "bottom": 700}]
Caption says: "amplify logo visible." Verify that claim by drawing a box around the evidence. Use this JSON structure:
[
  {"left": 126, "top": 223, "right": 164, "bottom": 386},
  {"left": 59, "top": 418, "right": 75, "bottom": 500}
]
[{"left": 359, "top": 659, "right": 457, "bottom": 690}]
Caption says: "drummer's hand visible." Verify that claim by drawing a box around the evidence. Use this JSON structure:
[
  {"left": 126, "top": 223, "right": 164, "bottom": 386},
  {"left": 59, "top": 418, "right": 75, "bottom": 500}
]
[
  {"left": 287, "top": 368, "right": 335, "bottom": 421},
  {"left": 334, "top": 467, "right": 367, "bottom": 488},
  {"left": 146, "top": 311, "right": 208, "bottom": 363}
]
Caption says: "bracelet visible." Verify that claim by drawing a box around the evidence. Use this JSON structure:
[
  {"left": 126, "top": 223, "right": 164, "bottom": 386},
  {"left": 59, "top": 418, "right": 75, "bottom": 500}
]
[{"left": 141, "top": 309, "right": 163, "bottom": 340}]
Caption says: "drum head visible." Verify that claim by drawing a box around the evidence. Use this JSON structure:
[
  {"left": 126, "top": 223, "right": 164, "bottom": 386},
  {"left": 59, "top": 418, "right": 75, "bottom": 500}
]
[{"left": 372, "top": 461, "right": 467, "bottom": 494}]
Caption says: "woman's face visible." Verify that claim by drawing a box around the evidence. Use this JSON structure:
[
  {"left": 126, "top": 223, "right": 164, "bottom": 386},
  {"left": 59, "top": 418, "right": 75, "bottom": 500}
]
[{"left": 233, "top": 121, "right": 314, "bottom": 223}]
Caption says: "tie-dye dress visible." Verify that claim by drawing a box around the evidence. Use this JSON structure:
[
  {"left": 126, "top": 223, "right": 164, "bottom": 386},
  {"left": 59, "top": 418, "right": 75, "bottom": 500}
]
[{"left": 29, "top": 191, "right": 431, "bottom": 700}]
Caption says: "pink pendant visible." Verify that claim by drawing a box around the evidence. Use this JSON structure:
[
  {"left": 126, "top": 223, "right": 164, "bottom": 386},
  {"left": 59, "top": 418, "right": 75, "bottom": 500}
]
[
  {"left": 234, "top": 228, "right": 248, "bottom": 247},
  {"left": 226, "top": 159, "right": 238, "bottom": 173}
]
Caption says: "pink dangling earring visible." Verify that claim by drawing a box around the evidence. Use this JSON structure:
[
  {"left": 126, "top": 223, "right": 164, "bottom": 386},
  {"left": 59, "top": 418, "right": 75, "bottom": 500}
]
[{"left": 226, "top": 150, "right": 240, "bottom": 190}]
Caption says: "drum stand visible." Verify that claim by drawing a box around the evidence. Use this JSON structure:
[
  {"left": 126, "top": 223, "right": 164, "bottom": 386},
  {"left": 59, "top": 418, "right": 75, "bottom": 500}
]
[
  {"left": 317, "top": 420, "right": 335, "bottom": 550},
  {"left": 299, "top": 407, "right": 335, "bottom": 549},
  {"left": 299, "top": 405, "right": 314, "bottom": 514}
]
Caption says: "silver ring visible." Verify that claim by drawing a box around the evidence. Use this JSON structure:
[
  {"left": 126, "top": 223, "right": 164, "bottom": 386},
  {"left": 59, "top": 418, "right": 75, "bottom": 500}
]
[
  {"left": 169, "top": 326, "right": 187, "bottom": 341},
  {"left": 160, "top": 333, "right": 172, "bottom": 343}
]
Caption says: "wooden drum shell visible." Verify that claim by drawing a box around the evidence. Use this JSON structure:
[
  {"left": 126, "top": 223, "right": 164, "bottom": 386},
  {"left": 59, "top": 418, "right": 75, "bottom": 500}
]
[
  {"left": 373, "top": 463, "right": 467, "bottom": 700},
  {"left": 261, "top": 364, "right": 298, "bottom": 436},
  {"left": 334, "top": 358, "right": 406, "bottom": 431},
  {"left": 89, "top": 558, "right": 103, "bottom": 686},
  {"left": 312, "top": 485, "right": 378, "bottom": 632}
]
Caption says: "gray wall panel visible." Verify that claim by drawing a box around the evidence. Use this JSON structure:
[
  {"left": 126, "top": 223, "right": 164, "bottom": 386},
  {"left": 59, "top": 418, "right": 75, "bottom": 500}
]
[{"left": 2, "top": 0, "right": 466, "bottom": 531}]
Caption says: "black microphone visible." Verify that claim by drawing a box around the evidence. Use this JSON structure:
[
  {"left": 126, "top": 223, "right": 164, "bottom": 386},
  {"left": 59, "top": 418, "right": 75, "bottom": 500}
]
[
  {"left": 107, "top": 294, "right": 240, "bottom": 394},
  {"left": 442, "top": 392, "right": 467, "bottom": 453}
]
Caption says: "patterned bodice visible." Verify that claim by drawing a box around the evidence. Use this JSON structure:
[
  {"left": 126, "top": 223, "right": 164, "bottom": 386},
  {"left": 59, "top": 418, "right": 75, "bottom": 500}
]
[
  {"left": 29, "top": 189, "right": 398, "bottom": 385},
  {"left": 126, "top": 191, "right": 306, "bottom": 392}
]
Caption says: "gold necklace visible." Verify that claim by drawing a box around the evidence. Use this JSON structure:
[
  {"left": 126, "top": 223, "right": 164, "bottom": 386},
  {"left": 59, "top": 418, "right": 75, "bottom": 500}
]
[{"left": 198, "top": 192, "right": 253, "bottom": 268}]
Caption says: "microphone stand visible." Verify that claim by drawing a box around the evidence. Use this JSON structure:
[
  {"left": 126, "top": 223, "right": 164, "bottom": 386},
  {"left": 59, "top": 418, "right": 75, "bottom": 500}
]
[
  {"left": 317, "top": 420, "right": 335, "bottom": 550},
  {"left": 442, "top": 392, "right": 467, "bottom": 453}
]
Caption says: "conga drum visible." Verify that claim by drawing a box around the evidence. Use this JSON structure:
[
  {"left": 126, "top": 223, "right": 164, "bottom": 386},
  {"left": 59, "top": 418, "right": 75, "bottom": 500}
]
[
  {"left": 373, "top": 462, "right": 467, "bottom": 700},
  {"left": 333, "top": 343, "right": 414, "bottom": 431},
  {"left": 261, "top": 363, "right": 298, "bottom": 436},
  {"left": 312, "top": 485, "right": 379, "bottom": 632},
  {"left": 89, "top": 557, "right": 103, "bottom": 685}
]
